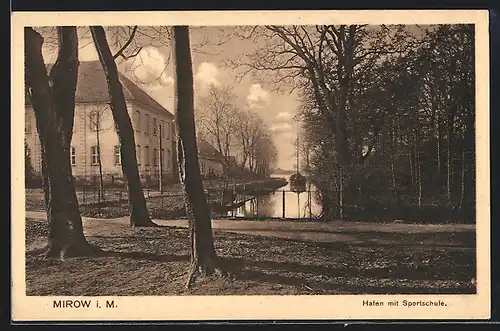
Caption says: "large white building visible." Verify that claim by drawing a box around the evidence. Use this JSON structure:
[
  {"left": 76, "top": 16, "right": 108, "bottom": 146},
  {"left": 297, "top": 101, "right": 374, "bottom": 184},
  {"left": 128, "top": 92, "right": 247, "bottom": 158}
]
[{"left": 24, "top": 60, "right": 223, "bottom": 185}]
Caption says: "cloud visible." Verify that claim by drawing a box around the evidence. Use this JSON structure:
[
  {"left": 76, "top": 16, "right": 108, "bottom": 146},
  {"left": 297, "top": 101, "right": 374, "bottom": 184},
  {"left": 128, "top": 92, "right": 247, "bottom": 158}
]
[
  {"left": 142, "top": 75, "right": 174, "bottom": 91},
  {"left": 195, "top": 62, "right": 220, "bottom": 89},
  {"left": 275, "top": 111, "right": 293, "bottom": 122},
  {"left": 247, "top": 84, "right": 270, "bottom": 109},
  {"left": 122, "top": 46, "right": 172, "bottom": 87},
  {"left": 270, "top": 122, "right": 292, "bottom": 134},
  {"left": 161, "top": 75, "right": 174, "bottom": 85}
]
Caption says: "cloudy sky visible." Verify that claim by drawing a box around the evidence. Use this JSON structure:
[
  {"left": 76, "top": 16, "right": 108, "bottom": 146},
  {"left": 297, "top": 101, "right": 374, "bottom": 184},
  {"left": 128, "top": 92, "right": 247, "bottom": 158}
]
[{"left": 41, "top": 26, "right": 301, "bottom": 170}]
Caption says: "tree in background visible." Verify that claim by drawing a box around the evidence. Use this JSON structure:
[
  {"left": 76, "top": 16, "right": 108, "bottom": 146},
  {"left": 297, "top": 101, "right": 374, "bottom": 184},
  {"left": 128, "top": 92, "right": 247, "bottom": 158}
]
[
  {"left": 254, "top": 133, "right": 278, "bottom": 178},
  {"left": 196, "top": 86, "right": 278, "bottom": 180},
  {"left": 234, "top": 110, "right": 267, "bottom": 174},
  {"left": 196, "top": 84, "right": 239, "bottom": 184},
  {"left": 88, "top": 104, "right": 113, "bottom": 201},
  {"left": 229, "top": 24, "right": 475, "bottom": 222}
]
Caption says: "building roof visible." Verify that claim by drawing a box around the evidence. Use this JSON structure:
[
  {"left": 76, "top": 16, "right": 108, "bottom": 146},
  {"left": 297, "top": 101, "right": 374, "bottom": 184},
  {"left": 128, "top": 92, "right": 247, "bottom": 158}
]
[
  {"left": 25, "top": 60, "right": 174, "bottom": 119},
  {"left": 197, "top": 137, "right": 225, "bottom": 162}
]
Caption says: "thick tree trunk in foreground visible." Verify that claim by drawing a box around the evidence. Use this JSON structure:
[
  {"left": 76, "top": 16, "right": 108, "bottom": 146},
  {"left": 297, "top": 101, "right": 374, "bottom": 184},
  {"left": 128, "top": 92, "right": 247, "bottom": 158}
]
[
  {"left": 172, "top": 26, "right": 220, "bottom": 288},
  {"left": 25, "top": 27, "right": 97, "bottom": 258},
  {"left": 170, "top": 136, "right": 180, "bottom": 184},
  {"left": 90, "top": 26, "right": 156, "bottom": 227}
]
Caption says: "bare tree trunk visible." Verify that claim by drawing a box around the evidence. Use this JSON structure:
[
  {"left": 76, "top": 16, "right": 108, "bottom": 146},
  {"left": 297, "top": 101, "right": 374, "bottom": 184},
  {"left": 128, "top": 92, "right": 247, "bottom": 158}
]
[
  {"left": 459, "top": 112, "right": 474, "bottom": 212},
  {"left": 319, "top": 188, "right": 335, "bottom": 220},
  {"left": 379, "top": 132, "right": 385, "bottom": 156},
  {"left": 308, "top": 186, "right": 312, "bottom": 219},
  {"left": 436, "top": 116, "right": 442, "bottom": 180},
  {"left": 446, "top": 116, "right": 453, "bottom": 207},
  {"left": 220, "top": 154, "right": 230, "bottom": 205},
  {"left": 171, "top": 137, "right": 180, "bottom": 183},
  {"left": 408, "top": 133, "right": 415, "bottom": 191},
  {"left": 172, "top": 26, "right": 223, "bottom": 288},
  {"left": 41, "top": 153, "right": 50, "bottom": 212},
  {"left": 96, "top": 117, "right": 105, "bottom": 201},
  {"left": 416, "top": 130, "right": 422, "bottom": 209},
  {"left": 249, "top": 155, "right": 254, "bottom": 173},
  {"left": 25, "top": 27, "right": 98, "bottom": 258},
  {"left": 390, "top": 155, "right": 398, "bottom": 202},
  {"left": 390, "top": 128, "right": 400, "bottom": 212},
  {"left": 91, "top": 26, "right": 156, "bottom": 227},
  {"left": 430, "top": 83, "right": 442, "bottom": 181},
  {"left": 339, "top": 166, "right": 344, "bottom": 220},
  {"left": 158, "top": 126, "right": 163, "bottom": 193},
  {"left": 297, "top": 193, "right": 300, "bottom": 219},
  {"left": 306, "top": 147, "right": 312, "bottom": 218},
  {"left": 459, "top": 147, "right": 466, "bottom": 209}
]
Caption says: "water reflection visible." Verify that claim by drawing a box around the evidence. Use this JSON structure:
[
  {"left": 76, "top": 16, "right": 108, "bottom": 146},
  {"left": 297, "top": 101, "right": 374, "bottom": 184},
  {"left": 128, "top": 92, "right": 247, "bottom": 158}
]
[{"left": 231, "top": 178, "right": 322, "bottom": 219}]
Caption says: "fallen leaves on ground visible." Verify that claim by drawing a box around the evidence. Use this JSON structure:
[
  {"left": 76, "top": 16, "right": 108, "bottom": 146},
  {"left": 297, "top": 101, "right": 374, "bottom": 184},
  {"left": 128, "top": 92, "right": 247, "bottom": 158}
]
[{"left": 25, "top": 217, "right": 476, "bottom": 296}]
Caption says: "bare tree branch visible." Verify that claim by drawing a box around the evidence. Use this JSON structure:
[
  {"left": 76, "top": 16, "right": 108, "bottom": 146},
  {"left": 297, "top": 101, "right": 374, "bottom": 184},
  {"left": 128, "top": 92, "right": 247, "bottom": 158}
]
[{"left": 112, "top": 25, "right": 139, "bottom": 59}]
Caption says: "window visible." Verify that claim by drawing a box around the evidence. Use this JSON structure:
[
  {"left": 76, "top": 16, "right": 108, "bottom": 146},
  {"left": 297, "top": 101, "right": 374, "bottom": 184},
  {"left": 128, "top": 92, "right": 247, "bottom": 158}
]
[
  {"left": 136, "top": 145, "right": 141, "bottom": 165},
  {"left": 70, "top": 147, "right": 76, "bottom": 166},
  {"left": 153, "top": 118, "right": 157, "bottom": 136},
  {"left": 161, "top": 120, "right": 164, "bottom": 138},
  {"left": 91, "top": 145, "right": 99, "bottom": 165},
  {"left": 134, "top": 110, "right": 141, "bottom": 132},
  {"left": 145, "top": 146, "right": 149, "bottom": 166},
  {"left": 145, "top": 114, "right": 150, "bottom": 134},
  {"left": 25, "top": 113, "right": 32, "bottom": 133},
  {"left": 201, "top": 161, "right": 206, "bottom": 174},
  {"left": 160, "top": 149, "right": 164, "bottom": 167},
  {"left": 114, "top": 145, "right": 121, "bottom": 165},
  {"left": 89, "top": 111, "right": 99, "bottom": 131},
  {"left": 153, "top": 148, "right": 158, "bottom": 166},
  {"left": 167, "top": 149, "right": 171, "bottom": 169}
]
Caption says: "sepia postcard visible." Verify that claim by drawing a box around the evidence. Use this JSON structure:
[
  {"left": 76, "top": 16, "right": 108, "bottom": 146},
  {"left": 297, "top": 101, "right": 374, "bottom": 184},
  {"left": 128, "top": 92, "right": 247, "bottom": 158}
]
[{"left": 11, "top": 10, "right": 490, "bottom": 322}]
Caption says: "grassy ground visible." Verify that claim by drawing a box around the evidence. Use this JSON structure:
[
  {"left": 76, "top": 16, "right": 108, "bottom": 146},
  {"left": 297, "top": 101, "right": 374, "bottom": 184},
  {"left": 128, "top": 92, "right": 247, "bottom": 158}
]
[
  {"left": 26, "top": 187, "right": 220, "bottom": 219},
  {"left": 25, "top": 217, "right": 476, "bottom": 296},
  {"left": 25, "top": 178, "right": 286, "bottom": 219}
]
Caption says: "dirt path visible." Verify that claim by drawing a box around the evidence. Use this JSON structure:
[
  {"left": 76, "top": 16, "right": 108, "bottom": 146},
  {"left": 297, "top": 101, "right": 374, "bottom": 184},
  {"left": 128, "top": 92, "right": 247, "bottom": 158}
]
[
  {"left": 24, "top": 216, "right": 476, "bottom": 296},
  {"left": 24, "top": 211, "right": 475, "bottom": 249}
]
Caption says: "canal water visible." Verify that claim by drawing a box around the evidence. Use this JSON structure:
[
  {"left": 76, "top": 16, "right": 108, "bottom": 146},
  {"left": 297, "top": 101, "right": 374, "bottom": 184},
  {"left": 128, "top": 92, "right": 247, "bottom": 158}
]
[{"left": 230, "top": 175, "right": 322, "bottom": 219}]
